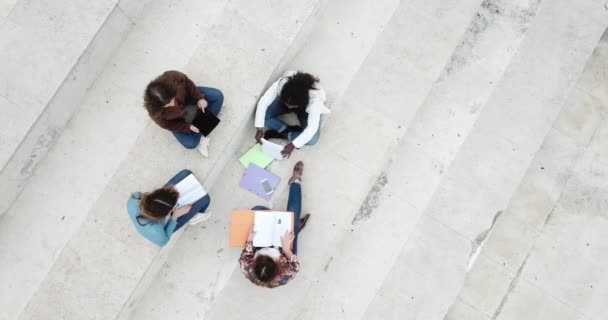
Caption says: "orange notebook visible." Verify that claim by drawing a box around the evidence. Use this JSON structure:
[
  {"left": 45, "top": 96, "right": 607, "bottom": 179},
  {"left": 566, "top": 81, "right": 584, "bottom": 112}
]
[{"left": 229, "top": 210, "right": 294, "bottom": 247}]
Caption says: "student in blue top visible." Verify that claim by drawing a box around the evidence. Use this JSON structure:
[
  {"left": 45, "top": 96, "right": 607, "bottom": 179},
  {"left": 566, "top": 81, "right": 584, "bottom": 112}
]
[{"left": 127, "top": 169, "right": 210, "bottom": 246}]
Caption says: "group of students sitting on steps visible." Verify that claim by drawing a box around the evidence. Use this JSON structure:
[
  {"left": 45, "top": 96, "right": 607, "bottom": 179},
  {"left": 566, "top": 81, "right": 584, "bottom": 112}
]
[{"left": 127, "top": 70, "right": 329, "bottom": 288}]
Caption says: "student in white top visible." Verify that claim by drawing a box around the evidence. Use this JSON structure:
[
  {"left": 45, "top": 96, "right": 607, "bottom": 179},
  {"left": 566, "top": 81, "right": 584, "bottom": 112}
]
[{"left": 254, "top": 71, "right": 330, "bottom": 158}]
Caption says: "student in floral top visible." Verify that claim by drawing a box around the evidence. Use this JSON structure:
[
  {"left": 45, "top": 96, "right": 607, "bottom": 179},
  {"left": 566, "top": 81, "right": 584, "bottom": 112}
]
[{"left": 239, "top": 161, "right": 311, "bottom": 288}]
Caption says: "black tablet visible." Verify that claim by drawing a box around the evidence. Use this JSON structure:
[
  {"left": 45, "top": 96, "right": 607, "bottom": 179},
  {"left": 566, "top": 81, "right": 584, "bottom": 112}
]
[{"left": 191, "top": 110, "right": 220, "bottom": 136}]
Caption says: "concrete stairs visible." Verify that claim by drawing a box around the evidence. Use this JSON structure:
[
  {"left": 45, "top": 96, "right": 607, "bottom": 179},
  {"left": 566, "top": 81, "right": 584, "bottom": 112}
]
[
  {"left": 1, "top": 0, "right": 321, "bottom": 318},
  {"left": 0, "top": 1, "right": 151, "bottom": 319},
  {"left": 359, "top": 1, "right": 608, "bottom": 319},
  {"left": 0, "top": 0, "right": 606, "bottom": 319},
  {"left": 0, "top": 0, "right": 148, "bottom": 217},
  {"left": 443, "top": 29, "right": 608, "bottom": 320},
  {"left": 129, "top": 0, "right": 608, "bottom": 319},
  {"left": 338, "top": 2, "right": 607, "bottom": 319}
]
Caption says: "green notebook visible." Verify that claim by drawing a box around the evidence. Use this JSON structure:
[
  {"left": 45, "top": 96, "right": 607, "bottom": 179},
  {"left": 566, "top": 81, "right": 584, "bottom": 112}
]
[{"left": 239, "top": 144, "right": 273, "bottom": 168}]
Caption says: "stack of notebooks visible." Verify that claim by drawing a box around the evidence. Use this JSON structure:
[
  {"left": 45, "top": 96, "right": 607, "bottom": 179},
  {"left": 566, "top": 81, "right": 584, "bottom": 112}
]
[
  {"left": 231, "top": 139, "right": 293, "bottom": 246},
  {"left": 237, "top": 139, "right": 286, "bottom": 200}
]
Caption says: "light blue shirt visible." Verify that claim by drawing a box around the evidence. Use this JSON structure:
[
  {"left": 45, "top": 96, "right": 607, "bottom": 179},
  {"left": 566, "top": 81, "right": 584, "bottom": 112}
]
[{"left": 127, "top": 192, "right": 177, "bottom": 247}]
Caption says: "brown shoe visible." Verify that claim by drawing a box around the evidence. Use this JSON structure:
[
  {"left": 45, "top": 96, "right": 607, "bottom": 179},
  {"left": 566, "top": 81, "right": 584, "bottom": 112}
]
[
  {"left": 289, "top": 161, "right": 304, "bottom": 185},
  {"left": 298, "top": 214, "right": 311, "bottom": 233}
]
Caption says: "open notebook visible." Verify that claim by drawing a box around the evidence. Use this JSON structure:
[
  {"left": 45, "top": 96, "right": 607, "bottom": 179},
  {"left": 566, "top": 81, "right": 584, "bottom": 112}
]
[
  {"left": 174, "top": 174, "right": 207, "bottom": 207},
  {"left": 253, "top": 211, "right": 293, "bottom": 247}
]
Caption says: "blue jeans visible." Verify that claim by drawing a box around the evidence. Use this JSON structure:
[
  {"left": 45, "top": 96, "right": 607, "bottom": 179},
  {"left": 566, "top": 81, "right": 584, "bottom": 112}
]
[
  {"left": 173, "top": 87, "right": 224, "bottom": 149},
  {"left": 264, "top": 98, "right": 320, "bottom": 145},
  {"left": 166, "top": 169, "right": 211, "bottom": 231},
  {"left": 252, "top": 182, "right": 302, "bottom": 254}
]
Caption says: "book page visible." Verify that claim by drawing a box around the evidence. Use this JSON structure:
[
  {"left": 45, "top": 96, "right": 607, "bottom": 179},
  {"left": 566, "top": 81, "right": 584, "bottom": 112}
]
[
  {"left": 174, "top": 174, "right": 207, "bottom": 207},
  {"left": 253, "top": 211, "right": 275, "bottom": 247},
  {"left": 271, "top": 211, "right": 293, "bottom": 247}
]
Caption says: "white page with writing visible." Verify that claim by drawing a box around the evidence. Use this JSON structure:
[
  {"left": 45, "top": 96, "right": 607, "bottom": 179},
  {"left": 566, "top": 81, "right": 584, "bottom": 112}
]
[{"left": 175, "top": 174, "right": 207, "bottom": 207}]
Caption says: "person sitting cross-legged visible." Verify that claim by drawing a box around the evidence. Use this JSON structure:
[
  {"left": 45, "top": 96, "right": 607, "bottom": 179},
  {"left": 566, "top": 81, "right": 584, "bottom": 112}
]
[
  {"left": 254, "top": 71, "right": 330, "bottom": 158},
  {"left": 127, "top": 169, "right": 211, "bottom": 247},
  {"left": 239, "top": 161, "right": 311, "bottom": 288},
  {"left": 143, "top": 70, "right": 224, "bottom": 156}
]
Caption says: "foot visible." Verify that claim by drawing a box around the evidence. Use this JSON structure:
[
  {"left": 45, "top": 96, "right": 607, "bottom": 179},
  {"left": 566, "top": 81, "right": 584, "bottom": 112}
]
[
  {"left": 263, "top": 130, "right": 289, "bottom": 140},
  {"left": 289, "top": 161, "right": 304, "bottom": 185},
  {"left": 298, "top": 214, "right": 311, "bottom": 233},
  {"left": 198, "top": 137, "right": 210, "bottom": 158},
  {"left": 189, "top": 211, "right": 211, "bottom": 225}
]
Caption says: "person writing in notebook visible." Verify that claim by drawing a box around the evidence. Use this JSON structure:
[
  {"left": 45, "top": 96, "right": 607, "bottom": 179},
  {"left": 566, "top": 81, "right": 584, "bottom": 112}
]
[
  {"left": 143, "top": 70, "right": 224, "bottom": 157},
  {"left": 239, "top": 162, "right": 311, "bottom": 288},
  {"left": 127, "top": 169, "right": 211, "bottom": 247},
  {"left": 253, "top": 71, "right": 330, "bottom": 158}
]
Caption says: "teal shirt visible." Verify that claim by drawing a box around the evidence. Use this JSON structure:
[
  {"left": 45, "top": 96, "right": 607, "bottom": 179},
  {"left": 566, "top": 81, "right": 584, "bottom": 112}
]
[{"left": 127, "top": 192, "right": 177, "bottom": 247}]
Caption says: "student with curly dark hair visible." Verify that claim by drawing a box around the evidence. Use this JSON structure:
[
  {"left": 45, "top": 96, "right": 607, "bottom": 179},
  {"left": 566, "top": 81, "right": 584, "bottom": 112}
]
[
  {"left": 254, "top": 71, "right": 330, "bottom": 158},
  {"left": 144, "top": 71, "right": 224, "bottom": 156}
]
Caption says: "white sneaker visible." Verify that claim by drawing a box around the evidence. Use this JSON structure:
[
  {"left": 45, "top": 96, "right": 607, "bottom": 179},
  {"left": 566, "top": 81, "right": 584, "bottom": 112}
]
[
  {"left": 198, "top": 137, "right": 210, "bottom": 158},
  {"left": 189, "top": 211, "right": 211, "bottom": 225}
]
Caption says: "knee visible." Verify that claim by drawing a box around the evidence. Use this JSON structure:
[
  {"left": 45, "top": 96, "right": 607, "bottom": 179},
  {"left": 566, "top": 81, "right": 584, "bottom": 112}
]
[
  {"left": 211, "top": 90, "right": 224, "bottom": 107},
  {"left": 177, "top": 169, "right": 193, "bottom": 176},
  {"left": 183, "top": 141, "right": 199, "bottom": 149},
  {"left": 180, "top": 136, "right": 200, "bottom": 149},
  {"left": 200, "top": 194, "right": 211, "bottom": 209},
  {"left": 306, "top": 134, "right": 320, "bottom": 146},
  {"left": 265, "top": 112, "right": 279, "bottom": 121},
  {"left": 207, "top": 88, "right": 224, "bottom": 104}
]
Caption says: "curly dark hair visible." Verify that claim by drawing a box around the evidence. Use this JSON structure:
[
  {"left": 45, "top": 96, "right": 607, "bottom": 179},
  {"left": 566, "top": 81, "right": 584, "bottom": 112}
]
[
  {"left": 253, "top": 255, "right": 278, "bottom": 283},
  {"left": 279, "top": 72, "right": 319, "bottom": 110}
]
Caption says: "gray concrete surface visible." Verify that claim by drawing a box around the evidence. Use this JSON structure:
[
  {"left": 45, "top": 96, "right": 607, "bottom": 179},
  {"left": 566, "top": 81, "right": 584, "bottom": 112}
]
[{"left": 0, "top": 0, "right": 607, "bottom": 319}]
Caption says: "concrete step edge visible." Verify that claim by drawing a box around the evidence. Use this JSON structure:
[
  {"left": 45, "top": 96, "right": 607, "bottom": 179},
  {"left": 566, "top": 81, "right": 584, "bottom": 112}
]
[{"left": 0, "top": 0, "right": 153, "bottom": 220}]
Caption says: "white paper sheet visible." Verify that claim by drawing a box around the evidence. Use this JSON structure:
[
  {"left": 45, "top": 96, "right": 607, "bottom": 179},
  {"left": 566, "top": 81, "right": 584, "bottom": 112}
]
[{"left": 261, "top": 138, "right": 284, "bottom": 160}]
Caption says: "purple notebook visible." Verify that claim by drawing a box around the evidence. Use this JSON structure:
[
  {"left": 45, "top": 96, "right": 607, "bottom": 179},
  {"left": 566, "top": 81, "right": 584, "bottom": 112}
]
[{"left": 239, "top": 164, "right": 281, "bottom": 200}]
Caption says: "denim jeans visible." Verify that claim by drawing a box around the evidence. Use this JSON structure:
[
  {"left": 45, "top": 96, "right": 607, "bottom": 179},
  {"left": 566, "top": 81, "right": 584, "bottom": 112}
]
[
  {"left": 263, "top": 97, "right": 320, "bottom": 145},
  {"left": 252, "top": 182, "right": 302, "bottom": 254},
  {"left": 166, "top": 169, "right": 211, "bottom": 231},
  {"left": 173, "top": 86, "right": 224, "bottom": 149}
]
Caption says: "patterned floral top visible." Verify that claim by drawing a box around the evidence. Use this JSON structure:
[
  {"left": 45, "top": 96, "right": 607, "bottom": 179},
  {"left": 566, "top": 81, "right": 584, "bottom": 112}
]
[{"left": 239, "top": 242, "right": 300, "bottom": 288}]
